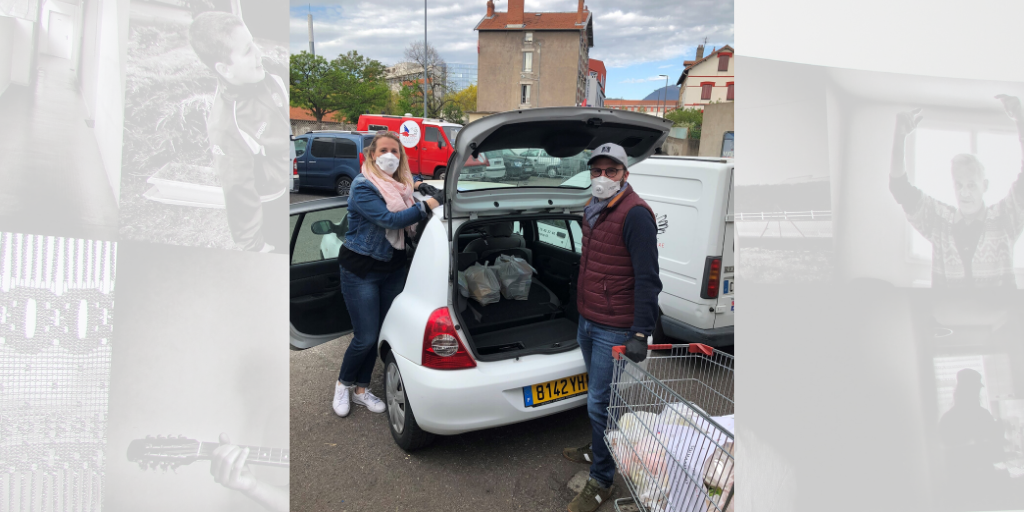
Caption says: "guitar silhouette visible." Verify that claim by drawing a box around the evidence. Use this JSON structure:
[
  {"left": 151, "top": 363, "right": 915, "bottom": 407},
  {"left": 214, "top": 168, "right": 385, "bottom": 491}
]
[{"left": 127, "top": 435, "right": 289, "bottom": 471}]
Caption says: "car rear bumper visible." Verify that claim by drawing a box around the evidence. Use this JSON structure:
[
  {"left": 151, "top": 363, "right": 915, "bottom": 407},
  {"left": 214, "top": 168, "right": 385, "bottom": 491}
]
[
  {"left": 393, "top": 350, "right": 588, "bottom": 435},
  {"left": 661, "top": 315, "right": 734, "bottom": 347}
]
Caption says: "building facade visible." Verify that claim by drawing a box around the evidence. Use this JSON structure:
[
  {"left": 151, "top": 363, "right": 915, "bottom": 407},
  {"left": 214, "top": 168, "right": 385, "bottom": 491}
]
[
  {"left": 474, "top": 0, "right": 594, "bottom": 113},
  {"left": 676, "top": 44, "right": 734, "bottom": 111},
  {"left": 446, "top": 63, "right": 478, "bottom": 92},
  {"left": 604, "top": 99, "right": 677, "bottom": 118},
  {"left": 584, "top": 58, "right": 606, "bottom": 107}
]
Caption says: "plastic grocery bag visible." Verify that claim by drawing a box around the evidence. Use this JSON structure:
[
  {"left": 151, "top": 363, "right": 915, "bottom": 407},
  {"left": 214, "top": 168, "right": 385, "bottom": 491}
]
[
  {"left": 494, "top": 254, "right": 536, "bottom": 300},
  {"left": 465, "top": 262, "right": 501, "bottom": 306}
]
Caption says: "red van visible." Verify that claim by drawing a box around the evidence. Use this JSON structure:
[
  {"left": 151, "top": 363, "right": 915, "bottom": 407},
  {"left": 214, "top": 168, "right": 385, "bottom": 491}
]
[{"left": 357, "top": 114, "right": 462, "bottom": 180}]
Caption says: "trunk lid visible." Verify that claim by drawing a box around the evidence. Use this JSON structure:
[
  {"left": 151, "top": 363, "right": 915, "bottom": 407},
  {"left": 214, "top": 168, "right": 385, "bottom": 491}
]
[{"left": 443, "top": 108, "right": 673, "bottom": 219}]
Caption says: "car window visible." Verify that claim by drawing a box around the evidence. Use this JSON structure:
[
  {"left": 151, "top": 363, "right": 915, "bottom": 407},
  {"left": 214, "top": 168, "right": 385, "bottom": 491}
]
[
  {"left": 443, "top": 126, "right": 460, "bottom": 143},
  {"left": 536, "top": 219, "right": 572, "bottom": 250},
  {"left": 310, "top": 137, "right": 334, "bottom": 159},
  {"left": 363, "top": 136, "right": 374, "bottom": 149},
  {"left": 292, "top": 207, "right": 349, "bottom": 265},
  {"left": 293, "top": 139, "right": 307, "bottom": 157},
  {"left": 424, "top": 126, "right": 441, "bottom": 143},
  {"left": 512, "top": 221, "right": 522, "bottom": 235},
  {"left": 335, "top": 138, "right": 358, "bottom": 159},
  {"left": 568, "top": 220, "right": 583, "bottom": 254},
  {"left": 368, "top": 124, "right": 388, "bottom": 131}
]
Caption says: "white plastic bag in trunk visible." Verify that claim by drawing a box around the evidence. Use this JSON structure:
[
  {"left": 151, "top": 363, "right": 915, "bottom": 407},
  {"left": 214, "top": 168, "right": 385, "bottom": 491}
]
[
  {"left": 465, "top": 262, "right": 501, "bottom": 306},
  {"left": 494, "top": 254, "right": 536, "bottom": 300}
]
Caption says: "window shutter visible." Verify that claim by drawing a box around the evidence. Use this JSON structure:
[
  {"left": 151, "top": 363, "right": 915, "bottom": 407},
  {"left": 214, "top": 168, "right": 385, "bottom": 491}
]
[
  {"left": 701, "top": 83, "right": 713, "bottom": 100},
  {"left": 727, "top": 82, "right": 734, "bottom": 100},
  {"left": 718, "top": 55, "right": 730, "bottom": 72}
]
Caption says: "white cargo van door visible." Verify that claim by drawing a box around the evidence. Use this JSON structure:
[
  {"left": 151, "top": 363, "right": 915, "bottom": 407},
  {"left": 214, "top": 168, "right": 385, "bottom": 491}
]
[{"left": 717, "top": 168, "right": 735, "bottom": 329}]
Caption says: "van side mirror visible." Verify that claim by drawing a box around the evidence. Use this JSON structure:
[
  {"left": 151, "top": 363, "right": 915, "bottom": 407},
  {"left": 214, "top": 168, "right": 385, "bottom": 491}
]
[
  {"left": 438, "top": 139, "right": 446, "bottom": 149},
  {"left": 310, "top": 220, "right": 334, "bottom": 235}
]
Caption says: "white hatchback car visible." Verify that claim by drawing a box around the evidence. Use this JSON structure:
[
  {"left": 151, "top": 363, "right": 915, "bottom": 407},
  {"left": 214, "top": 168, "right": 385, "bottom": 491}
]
[{"left": 289, "top": 108, "right": 672, "bottom": 450}]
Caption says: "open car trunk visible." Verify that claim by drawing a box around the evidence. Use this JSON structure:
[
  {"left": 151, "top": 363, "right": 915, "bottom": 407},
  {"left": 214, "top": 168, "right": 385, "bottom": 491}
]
[{"left": 452, "top": 216, "right": 582, "bottom": 361}]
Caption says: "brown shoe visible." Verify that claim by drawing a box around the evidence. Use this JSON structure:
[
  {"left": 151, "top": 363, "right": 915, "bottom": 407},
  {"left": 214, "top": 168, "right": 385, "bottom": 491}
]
[
  {"left": 567, "top": 478, "right": 614, "bottom": 512},
  {"left": 562, "top": 442, "right": 594, "bottom": 464}
]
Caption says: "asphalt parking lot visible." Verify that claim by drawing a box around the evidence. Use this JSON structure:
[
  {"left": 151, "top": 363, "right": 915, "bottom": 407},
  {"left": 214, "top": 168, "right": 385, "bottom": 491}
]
[{"left": 290, "top": 333, "right": 636, "bottom": 512}]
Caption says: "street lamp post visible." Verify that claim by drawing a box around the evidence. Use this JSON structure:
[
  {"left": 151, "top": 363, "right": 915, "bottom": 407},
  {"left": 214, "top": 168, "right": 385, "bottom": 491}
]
[
  {"left": 658, "top": 74, "right": 669, "bottom": 118},
  {"left": 424, "top": 0, "right": 428, "bottom": 119}
]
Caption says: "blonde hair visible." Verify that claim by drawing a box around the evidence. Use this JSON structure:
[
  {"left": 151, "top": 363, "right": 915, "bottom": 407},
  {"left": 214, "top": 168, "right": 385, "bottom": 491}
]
[{"left": 364, "top": 131, "right": 414, "bottom": 189}]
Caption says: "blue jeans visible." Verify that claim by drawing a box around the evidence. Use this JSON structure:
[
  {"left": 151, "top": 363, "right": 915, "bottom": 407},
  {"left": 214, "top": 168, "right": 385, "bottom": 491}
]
[
  {"left": 337, "top": 265, "right": 408, "bottom": 387},
  {"left": 578, "top": 315, "right": 631, "bottom": 489}
]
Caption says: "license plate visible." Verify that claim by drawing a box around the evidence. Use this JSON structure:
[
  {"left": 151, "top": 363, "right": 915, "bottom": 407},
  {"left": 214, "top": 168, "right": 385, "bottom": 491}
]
[{"left": 523, "top": 373, "right": 588, "bottom": 407}]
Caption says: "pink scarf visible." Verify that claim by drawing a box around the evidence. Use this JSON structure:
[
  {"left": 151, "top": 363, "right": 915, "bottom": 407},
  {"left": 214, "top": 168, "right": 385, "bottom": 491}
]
[{"left": 361, "top": 163, "right": 417, "bottom": 250}]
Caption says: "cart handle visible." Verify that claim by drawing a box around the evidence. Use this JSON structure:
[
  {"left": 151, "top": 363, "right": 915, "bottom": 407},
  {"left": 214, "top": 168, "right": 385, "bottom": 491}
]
[{"left": 611, "top": 343, "right": 714, "bottom": 359}]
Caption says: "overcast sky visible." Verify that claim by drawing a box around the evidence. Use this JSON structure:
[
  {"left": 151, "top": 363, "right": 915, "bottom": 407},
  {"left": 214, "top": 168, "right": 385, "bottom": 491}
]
[{"left": 289, "top": 0, "right": 733, "bottom": 99}]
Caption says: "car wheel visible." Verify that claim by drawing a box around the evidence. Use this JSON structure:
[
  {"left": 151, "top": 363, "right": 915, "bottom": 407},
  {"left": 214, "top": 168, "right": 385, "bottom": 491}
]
[
  {"left": 434, "top": 168, "right": 447, "bottom": 181},
  {"left": 385, "top": 352, "right": 435, "bottom": 451},
  {"left": 547, "top": 167, "right": 558, "bottom": 178},
  {"left": 335, "top": 176, "right": 352, "bottom": 197}
]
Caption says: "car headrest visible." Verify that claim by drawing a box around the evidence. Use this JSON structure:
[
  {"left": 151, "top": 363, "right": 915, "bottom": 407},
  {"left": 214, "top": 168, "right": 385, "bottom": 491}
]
[
  {"left": 457, "top": 252, "right": 478, "bottom": 271},
  {"left": 486, "top": 222, "right": 515, "bottom": 238}
]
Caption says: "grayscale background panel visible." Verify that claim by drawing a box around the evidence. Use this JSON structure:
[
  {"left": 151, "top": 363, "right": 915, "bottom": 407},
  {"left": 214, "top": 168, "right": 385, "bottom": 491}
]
[
  {"left": 116, "top": 0, "right": 288, "bottom": 251},
  {"left": 0, "top": 232, "right": 117, "bottom": 512},
  {"left": 102, "top": 242, "right": 288, "bottom": 512}
]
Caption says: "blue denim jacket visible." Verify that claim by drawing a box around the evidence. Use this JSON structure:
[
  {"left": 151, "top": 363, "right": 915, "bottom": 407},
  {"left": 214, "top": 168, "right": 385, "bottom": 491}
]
[{"left": 344, "top": 174, "right": 427, "bottom": 262}]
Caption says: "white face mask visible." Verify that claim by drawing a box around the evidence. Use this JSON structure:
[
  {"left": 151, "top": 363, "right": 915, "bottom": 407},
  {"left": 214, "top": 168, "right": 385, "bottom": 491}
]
[
  {"left": 376, "top": 153, "right": 400, "bottom": 173},
  {"left": 591, "top": 176, "right": 622, "bottom": 200}
]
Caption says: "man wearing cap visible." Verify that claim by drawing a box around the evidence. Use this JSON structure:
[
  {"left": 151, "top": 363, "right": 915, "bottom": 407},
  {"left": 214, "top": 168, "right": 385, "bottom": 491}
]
[{"left": 563, "top": 143, "right": 662, "bottom": 512}]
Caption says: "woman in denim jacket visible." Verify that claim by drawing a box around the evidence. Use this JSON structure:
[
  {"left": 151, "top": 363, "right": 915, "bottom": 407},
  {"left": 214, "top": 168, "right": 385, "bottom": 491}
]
[{"left": 331, "top": 131, "right": 442, "bottom": 417}]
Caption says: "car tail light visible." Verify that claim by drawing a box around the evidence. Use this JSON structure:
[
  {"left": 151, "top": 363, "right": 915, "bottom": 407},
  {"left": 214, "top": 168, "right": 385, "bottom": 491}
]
[
  {"left": 292, "top": 158, "right": 298, "bottom": 176},
  {"left": 359, "top": 153, "right": 365, "bottom": 167},
  {"left": 422, "top": 307, "right": 476, "bottom": 370},
  {"left": 700, "top": 256, "right": 722, "bottom": 299}
]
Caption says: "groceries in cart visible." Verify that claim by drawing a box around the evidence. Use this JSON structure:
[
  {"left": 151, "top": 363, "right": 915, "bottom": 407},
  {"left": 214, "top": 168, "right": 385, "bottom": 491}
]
[
  {"left": 605, "top": 344, "right": 735, "bottom": 512},
  {"left": 608, "top": 409, "right": 734, "bottom": 512},
  {"left": 494, "top": 254, "right": 537, "bottom": 300},
  {"left": 464, "top": 261, "right": 501, "bottom": 305}
]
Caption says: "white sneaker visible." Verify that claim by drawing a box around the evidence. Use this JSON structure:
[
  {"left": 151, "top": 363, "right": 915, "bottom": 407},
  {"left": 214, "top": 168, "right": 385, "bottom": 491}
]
[
  {"left": 352, "top": 389, "right": 386, "bottom": 413},
  {"left": 332, "top": 382, "right": 351, "bottom": 417}
]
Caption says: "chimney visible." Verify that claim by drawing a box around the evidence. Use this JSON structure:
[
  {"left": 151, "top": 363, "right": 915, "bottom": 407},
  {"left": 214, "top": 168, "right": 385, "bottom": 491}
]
[
  {"left": 486, "top": 0, "right": 494, "bottom": 17},
  {"left": 577, "top": 0, "right": 586, "bottom": 23},
  {"left": 508, "top": 0, "right": 524, "bottom": 25},
  {"left": 695, "top": 44, "right": 704, "bottom": 60}
]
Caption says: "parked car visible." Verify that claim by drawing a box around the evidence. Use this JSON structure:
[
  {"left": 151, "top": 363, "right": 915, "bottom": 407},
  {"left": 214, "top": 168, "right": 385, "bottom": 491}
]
[
  {"left": 289, "top": 107, "right": 672, "bottom": 450},
  {"left": 357, "top": 114, "right": 461, "bottom": 180},
  {"left": 460, "top": 153, "right": 490, "bottom": 181},
  {"left": 480, "top": 150, "right": 506, "bottom": 181},
  {"left": 290, "top": 137, "right": 303, "bottom": 192},
  {"left": 500, "top": 149, "right": 531, "bottom": 180},
  {"left": 521, "top": 148, "right": 563, "bottom": 178},
  {"left": 629, "top": 156, "right": 735, "bottom": 347},
  {"left": 292, "top": 131, "right": 375, "bottom": 196}
]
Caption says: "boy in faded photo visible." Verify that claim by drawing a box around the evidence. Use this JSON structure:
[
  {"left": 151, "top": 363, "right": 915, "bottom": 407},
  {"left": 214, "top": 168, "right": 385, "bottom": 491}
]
[
  {"left": 890, "top": 95, "right": 1024, "bottom": 287},
  {"left": 188, "top": 12, "right": 290, "bottom": 253}
]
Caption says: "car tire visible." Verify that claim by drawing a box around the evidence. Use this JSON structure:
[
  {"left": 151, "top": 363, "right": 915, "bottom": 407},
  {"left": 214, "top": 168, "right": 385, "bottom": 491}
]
[
  {"left": 385, "top": 352, "right": 435, "bottom": 451},
  {"left": 434, "top": 168, "right": 447, "bottom": 181},
  {"left": 653, "top": 314, "right": 668, "bottom": 345},
  {"left": 547, "top": 167, "right": 558, "bottom": 178},
  {"left": 335, "top": 176, "right": 352, "bottom": 197}
]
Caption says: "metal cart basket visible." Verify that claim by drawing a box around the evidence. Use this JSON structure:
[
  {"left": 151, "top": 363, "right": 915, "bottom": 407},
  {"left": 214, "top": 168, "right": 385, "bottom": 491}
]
[{"left": 604, "top": 343, "right": 735, "bottom": 512}]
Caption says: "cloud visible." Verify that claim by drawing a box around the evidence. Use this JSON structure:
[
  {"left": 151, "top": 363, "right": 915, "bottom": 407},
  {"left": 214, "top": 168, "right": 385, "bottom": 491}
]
[
  {"left": 620, "top": 76, "right": 669, "bottom": 83},
  {"left": 291, "top": 0, "right": 733, "bottom": 71},
  {"left": 658, "top": 64, "right": 675, "bottom": 69}
]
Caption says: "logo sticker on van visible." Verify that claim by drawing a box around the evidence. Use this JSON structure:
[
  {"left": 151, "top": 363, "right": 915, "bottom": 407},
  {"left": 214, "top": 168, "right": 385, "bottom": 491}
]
[
  {"left": 399, "top": 120, "right": 421, "bottom": 148},
  {"left": 656, "top": 213, "right": 668, "bottom": 235}
]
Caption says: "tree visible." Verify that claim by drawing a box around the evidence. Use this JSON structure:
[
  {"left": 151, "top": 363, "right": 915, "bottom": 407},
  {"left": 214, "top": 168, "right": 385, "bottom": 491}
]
[
  {"left": 331, "top": 50, "right": 391, "bottom": 124},
  {"left": 289, "top": 51, "right": 341, "bottom": 122},
  {"left": 289, "top": 50, "right": 390, "bottom": 124},
  {"left": 403, "top": 42, "right": 456, "bottom": 118},
  {"left": 450, "top": 84, "right": 477, "bottom": 114},
  {"left": 666, "top": 108, "right": 704, "bottom": 139}
]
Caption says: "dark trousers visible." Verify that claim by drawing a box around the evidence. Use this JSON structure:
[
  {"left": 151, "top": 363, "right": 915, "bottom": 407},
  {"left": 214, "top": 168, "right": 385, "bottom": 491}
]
[{"left": 336, "top": 265, "right": 408, "bottom": 387}]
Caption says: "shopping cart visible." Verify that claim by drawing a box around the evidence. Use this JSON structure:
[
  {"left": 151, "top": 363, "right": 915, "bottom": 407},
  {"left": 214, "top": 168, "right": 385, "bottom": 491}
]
[{"left": 604, "top": 343, "right": 735, "bottom": 512}]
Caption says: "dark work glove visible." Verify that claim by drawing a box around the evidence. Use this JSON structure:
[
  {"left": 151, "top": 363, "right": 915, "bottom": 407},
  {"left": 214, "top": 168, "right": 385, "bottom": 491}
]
[
  {"left": 430, "top": 190, "right": 446, "bottom": 206},
  {"left": 624, "top": 333, "right": 648, "bottom": 363},
  {"left": 417, "top": 183, "right": 440, "bottom": 197}
]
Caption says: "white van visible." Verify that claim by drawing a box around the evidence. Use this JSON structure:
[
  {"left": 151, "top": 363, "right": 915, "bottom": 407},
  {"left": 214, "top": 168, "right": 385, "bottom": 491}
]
[{"left": 628, "top": 156, "right": 735, "bottom": 347}]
